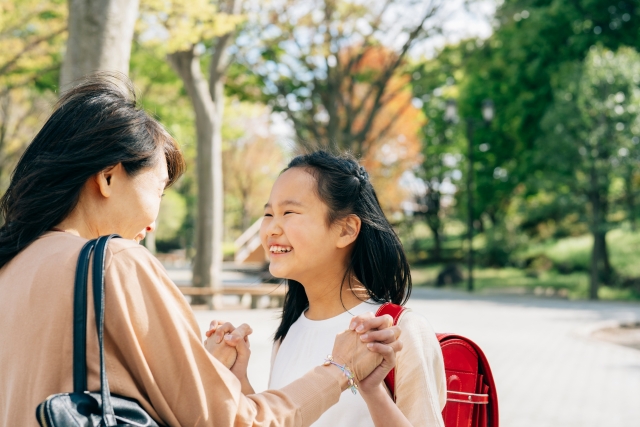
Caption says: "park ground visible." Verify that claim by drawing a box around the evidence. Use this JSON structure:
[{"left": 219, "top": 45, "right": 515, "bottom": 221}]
[{"left": 187, "top": 288, "right": 640, "bottom": 427}]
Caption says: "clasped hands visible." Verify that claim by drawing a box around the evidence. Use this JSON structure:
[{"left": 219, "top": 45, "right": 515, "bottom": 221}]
[{"left": 204, "top": 312, "right": 403, "bottom": 394}]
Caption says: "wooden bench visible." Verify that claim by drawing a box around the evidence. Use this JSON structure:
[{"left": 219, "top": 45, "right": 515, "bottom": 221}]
[{"left": 178, "top": 284, "right": 287, "bottom": 309}]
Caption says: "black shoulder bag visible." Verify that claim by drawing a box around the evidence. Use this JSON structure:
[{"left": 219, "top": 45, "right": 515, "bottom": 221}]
[{"left": 36, "top": 235, "right": 162, "bottom": 427}]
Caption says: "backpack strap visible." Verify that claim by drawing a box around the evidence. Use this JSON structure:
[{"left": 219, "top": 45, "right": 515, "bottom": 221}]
[{"left": 375, "top": 302, "right": 407, "bottom": 402}]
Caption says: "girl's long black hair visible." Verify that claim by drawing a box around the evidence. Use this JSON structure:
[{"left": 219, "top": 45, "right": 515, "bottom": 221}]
[
  {"left": 0, "top": 73, "right": 185, "bottom": 269},
  {"left": 274, "top": 150, "right": 412, "bottom": 342}
]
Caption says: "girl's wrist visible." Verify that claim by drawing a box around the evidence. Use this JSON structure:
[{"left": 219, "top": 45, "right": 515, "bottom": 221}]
[{"left": 359, "top": 383, "right": 389, "bottom": 402}]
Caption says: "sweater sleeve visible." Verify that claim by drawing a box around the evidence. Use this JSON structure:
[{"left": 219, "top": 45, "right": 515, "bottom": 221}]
[
  {"left": 394, "top": 311, "right": 446, "bottom": 427},
  {"left": 102, "top": 242, "right": 341, "bottom": 427}
]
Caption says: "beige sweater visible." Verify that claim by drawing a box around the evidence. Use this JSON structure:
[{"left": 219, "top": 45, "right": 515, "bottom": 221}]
[{"left": 0, "top": 232, "right": 342, "bottom": 427}]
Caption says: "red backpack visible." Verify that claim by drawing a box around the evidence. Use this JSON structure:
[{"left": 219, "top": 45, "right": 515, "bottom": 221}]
[{"left": 376, "top": 303, "right": 499, "bottom": 427}]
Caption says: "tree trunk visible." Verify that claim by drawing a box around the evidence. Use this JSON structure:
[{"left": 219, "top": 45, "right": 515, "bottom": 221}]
[
  {"left": 625, "top": 166, "right": 636, "bottom": 231},
  {"left": 60, "top": 0, "right": 139, "bottom": 90},
  {"left": 431, "top": 226, "right": 441, "bottom": 261},
  {"left": 588, "top": 161, "right": 607, "bottom": 300},
  {"left": 167, "top": 49, "right": 222, "bottom": 306}
]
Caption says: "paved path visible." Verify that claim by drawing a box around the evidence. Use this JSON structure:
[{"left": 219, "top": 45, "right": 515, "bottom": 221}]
[{"left": 191, "top": 288, "right": 640, "bottom": 427}]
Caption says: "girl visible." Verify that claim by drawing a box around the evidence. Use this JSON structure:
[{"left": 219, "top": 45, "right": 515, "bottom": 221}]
[{"left": 212, "top": 150, "right": 446, "bottom": 426}]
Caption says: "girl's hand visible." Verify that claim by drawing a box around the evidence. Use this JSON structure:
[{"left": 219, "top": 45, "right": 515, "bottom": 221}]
[
  {"left": 204, "top": 320, "right": 254, "bottom": 393},
  {"left": 349, "top": 312, "right": 403, "bottom": 394},
  {"left": 204, "top": 320, "right": 244, "bottom": 369}
]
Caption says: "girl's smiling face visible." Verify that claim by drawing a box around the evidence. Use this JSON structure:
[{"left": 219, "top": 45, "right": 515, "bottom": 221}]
[{"left": 260, "top": 167, "right": 347, "bottom": 282}]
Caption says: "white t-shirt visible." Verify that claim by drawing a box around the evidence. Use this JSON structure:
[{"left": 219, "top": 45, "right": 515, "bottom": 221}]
[{"left": 269, "top": 300, "right": 447, "bottom": 427}]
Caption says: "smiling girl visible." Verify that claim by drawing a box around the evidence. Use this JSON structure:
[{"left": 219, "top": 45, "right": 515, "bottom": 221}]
[{"left": 260, "top": 151, "right": 447, "bottom": 427}]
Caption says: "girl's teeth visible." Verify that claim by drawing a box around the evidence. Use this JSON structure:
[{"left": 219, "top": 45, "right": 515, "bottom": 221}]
[{"left": 270, "top": 246, "right": 292, "bottom": 253}]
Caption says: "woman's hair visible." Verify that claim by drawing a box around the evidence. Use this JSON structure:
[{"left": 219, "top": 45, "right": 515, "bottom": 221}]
[
  {"left": 0, "top": 72, "right": 185, "bottom": 269},
  {"left": 274, "top": 150, "right": 411, "bottom": 341}
]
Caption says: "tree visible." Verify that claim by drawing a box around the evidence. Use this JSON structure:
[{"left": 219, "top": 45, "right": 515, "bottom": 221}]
[
  {"left": 221, "top": 101, "right": 286, "bottom": 235},
  {"left": 0, "top": 0, "right": 67, "bottom": 190},
  {"left": 140, "top": 0, "right": 243, "bottom": 305},
  {"left": 60, "top": 0, "right": 139, "bottom": 89},
  {"left": 234, "top": 0, "right": 442, "bottom": 157},
  {"left": 456, "top": 0, "right": 640, "bottom": 231},
  {"left": 411, "top": 46, "right": 467, "bottom": 260},
  {"left": 539, "top": 46, "right": 640, "bottom": 299}
]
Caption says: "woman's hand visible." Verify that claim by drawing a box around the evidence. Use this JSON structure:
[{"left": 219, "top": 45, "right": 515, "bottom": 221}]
[
  {"left": 329, "top": 313, "right": 402, "bottom": 390},
  {"left": 204, "top": 320, "right": 243, "bottom": 369},
  {"left": 204, "top": 320, "right": 255, "bottom": 394}
]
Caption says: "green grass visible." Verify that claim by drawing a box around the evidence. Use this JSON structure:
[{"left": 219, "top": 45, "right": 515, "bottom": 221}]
[
  {"left": 515, "top": 227, "right": 640, "bottom": 277},
  {"left": 411, "top": 227, "right": 640, "bottom": 300},
  {"left": 411, "top": 264, "right": 640, "bottom": 300}
]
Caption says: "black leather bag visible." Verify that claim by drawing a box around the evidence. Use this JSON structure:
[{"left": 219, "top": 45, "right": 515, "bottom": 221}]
[{"left": 36, "top": 235, "right": 162, "bottom": 427}]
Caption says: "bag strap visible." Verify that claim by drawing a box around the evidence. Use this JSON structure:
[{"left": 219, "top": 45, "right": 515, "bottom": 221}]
[
  {"left": 375, "top": 302, "right": 406, "bottom": 402},
  {"left": 71, "top": 235, "right": 121, "bottom": 426},
  {"left": 92, "top": 234, "right": 121, "bottom": 427},
  {"left": 72, "top": 239, "right": 98, "bottom": 393}
]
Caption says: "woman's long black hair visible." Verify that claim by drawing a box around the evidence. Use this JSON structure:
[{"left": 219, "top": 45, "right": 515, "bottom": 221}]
[
  {"left": 274, "top": 150, "right": 412, "bottom": 342},
  {"left": 0, "top": 72, "right": 185, "bottom": 269}
]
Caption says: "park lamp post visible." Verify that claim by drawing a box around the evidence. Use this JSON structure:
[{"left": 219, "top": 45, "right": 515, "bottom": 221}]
[{"left": 444, "top": 98, "right": 495, "bottom": 292}]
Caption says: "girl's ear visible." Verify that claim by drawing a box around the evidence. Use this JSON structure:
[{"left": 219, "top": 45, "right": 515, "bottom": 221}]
[{"left": 336, "top": 214, "right": 361, "bottom": 249}]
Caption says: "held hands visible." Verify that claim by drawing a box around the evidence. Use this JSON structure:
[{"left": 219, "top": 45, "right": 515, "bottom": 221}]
[
  {"left": 204, "top": 320, "right": 252, "bottom": 375},
  {"left": 330, "top": 312, "right": 402, "bottom": 393}
]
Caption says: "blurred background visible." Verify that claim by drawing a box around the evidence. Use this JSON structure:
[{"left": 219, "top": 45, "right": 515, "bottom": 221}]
[
  {"left": 2, "top": 0, "right": 640, "bottom": 303},
  {"left": 4, "top": 2, "right": 640, "bottom": 425}
]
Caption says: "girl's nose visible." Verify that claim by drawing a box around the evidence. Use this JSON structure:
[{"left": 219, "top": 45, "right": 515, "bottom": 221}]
[{"left": 263, "top": 218, "right": 282, "bottom": 237}]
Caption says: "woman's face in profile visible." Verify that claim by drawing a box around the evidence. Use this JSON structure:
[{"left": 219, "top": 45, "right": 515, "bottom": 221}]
[{"left": 106, "top": 153, "right": 169, "bottom": 241}]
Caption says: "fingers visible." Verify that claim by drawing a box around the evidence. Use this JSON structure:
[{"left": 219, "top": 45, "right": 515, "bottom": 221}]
[
  {"left": 205, "top": 320, "right": 228, "bottom": 338},
  {"left": 349, "top": 313, "right": 394, "bottom": 334},
  {"left": 223, "top": 323, "right": 253, "bottom": 347},
  {"left": 358, "top": 325, "right": 401, "bottom": 344},
  {"left": 366, "top": 341, "right": 399, "bottom": 361},
  {"left": 209, "top": 322, "right": 236, "bottom": 344},
  {"left": 387, "top": 339, "right": 403, "bottom": 353},
  {"left": 234, "top": 336, "right": 252, "bottom": 360}
]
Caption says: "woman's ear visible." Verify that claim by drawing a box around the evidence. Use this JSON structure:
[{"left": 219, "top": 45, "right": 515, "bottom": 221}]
[
  {"left": 95, "top": 165, "right": 118, "bottom": 198},
  {"left": 336, "top": 214, "right": 361, "bottom": 249}
]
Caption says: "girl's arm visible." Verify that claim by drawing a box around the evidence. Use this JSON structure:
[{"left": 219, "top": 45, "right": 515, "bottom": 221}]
[
  {"left": 357, "top": 337, "right": 412, "bottom": 427},
  {"left": 360, "top": 311, "right": 447, "bottom": 427},
  {"left": 394, "top": 312, "right": 447, "bottom": 427},
  {"left": 361, "top": 384, "right": 413, "bottom": 427}
]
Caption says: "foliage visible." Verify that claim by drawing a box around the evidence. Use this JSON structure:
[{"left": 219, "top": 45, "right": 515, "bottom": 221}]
[
  {"left": 138, "top": 0, "right": 243, "bottom": 54},
  {"left": 410, "top": 46, "right": 467, "bottom": 259},
  {"left": 0, "top": 0, "right": 66, "bottom": 91},
  {"left": 457, "top": 0, "right": 640, "bottom": 230},
  {"left": 156, "top": 188, "right": 188, "bottom": 241},
  {"left": 234, "top": 0, "right": 441, "bottom": 154},
  {"left": 0, "top": 0, "right": 66, "bottom": 192},
  {"left": 221, "top": 100, "right": 286, "bottom": 237}
]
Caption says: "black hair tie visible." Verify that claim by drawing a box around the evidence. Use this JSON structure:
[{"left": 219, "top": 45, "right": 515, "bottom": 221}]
[{"left": 355, "top": 165, "right": 369, "bottom": 184}]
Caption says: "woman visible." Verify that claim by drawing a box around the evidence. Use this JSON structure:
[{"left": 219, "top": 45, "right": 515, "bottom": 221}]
[{"left": 0, "top": 74, "right": 401, "bottom": 427}]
